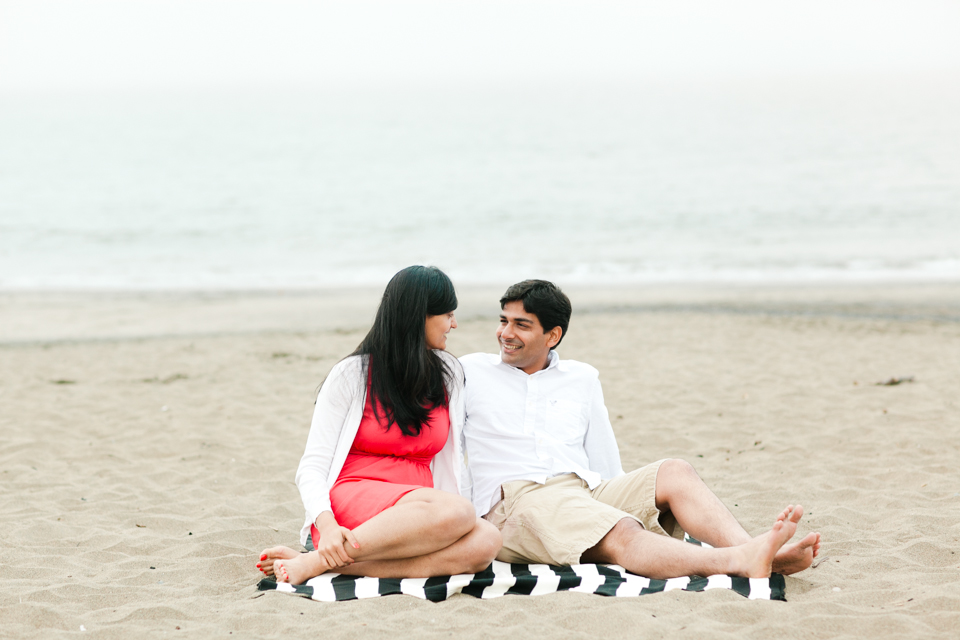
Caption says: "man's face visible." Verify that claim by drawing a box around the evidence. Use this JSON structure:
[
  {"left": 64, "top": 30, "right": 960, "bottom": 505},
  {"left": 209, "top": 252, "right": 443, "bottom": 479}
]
[{"left": 497, "top": 300, "right": 561, "bottom": 375}]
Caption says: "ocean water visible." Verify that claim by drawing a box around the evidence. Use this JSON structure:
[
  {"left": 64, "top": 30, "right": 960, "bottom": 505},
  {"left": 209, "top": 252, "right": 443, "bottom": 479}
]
[{"left": 1, "top": 77, "right": 958, "bottom": 290}]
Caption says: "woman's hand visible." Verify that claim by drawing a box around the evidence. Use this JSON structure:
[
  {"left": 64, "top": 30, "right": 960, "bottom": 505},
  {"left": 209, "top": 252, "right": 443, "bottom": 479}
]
[{"left": 315, "top": 511, "right": 360, "bottom": 569}]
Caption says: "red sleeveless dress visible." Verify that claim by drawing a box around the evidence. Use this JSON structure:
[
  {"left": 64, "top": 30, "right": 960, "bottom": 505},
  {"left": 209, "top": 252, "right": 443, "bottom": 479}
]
[{"left": 311, "top": 382, "right": 450, "bottom": 547}]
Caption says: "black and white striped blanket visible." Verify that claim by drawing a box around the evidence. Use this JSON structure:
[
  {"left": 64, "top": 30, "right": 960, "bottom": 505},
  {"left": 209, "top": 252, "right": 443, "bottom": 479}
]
[{"left": 257, "top": 537, "right": 786, "bottom": 602}]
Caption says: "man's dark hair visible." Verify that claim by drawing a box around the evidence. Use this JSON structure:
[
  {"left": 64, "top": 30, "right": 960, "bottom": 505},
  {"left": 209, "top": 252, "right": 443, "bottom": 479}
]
[{"left": 499, "top": 280, "right": 572, "bottom": 350}]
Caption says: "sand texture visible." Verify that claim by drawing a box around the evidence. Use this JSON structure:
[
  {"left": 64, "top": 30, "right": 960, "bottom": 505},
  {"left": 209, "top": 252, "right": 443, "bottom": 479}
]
[{"left": 2, "top": 287, "right": 959, "bottom": 639}]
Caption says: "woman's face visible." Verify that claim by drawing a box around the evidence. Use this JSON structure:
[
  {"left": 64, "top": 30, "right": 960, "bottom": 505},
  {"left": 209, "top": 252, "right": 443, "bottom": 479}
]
[{"left": 425, "top": 311, "right": 457, "bottom": 350}]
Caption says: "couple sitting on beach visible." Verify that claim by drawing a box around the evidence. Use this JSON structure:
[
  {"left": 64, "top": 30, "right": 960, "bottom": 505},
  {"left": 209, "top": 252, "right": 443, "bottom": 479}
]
[{"left": 258, "top": 266, "right": 821, "bottom": 584}]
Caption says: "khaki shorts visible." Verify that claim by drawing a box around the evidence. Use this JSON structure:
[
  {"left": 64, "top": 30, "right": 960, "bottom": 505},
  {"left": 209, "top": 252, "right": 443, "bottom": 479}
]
[{"left": 483, "top": 460, "right": 678, "bottom": 566}]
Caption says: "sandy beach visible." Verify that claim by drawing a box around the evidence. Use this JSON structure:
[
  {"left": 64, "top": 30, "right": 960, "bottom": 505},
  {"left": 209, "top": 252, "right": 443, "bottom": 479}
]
[{"left": 2, "top": 284, "right": 959, "bottom": 639}]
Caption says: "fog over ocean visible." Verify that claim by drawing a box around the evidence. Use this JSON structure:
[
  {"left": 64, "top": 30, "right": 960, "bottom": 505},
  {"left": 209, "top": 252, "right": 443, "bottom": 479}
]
[{"left": 2, "top": 76, "right": 958, "bottom": 290}]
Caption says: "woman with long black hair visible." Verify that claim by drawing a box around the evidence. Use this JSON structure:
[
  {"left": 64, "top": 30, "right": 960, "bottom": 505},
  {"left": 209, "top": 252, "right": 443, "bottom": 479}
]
[{"left": 258, "top": 266, "right": 500, "bottom": 583}]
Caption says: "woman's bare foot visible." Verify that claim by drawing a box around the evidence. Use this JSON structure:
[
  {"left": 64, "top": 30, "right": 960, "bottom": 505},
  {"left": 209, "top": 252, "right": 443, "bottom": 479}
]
[
  {"left": 257, "top": 546, "right": 300, "bottom": 578},
  {"left": 728, "top": 505, "right": 803, "bottom": 578},
  {"left": 274, "top": 550, "right": 331, "bottom": 585}
]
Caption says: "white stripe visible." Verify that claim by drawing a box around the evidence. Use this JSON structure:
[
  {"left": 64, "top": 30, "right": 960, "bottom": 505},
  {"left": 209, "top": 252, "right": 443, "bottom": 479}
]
[
  {"left": 400, "top": 577, "right": 428, "bottom": 599},
  {"left": 662, "top": 577, "right": 691, "bottom": 592},
  {"left": 747, "top": 577, "right": 772, "bottom": 600},
  {"left": 527, "top": 563, "right": 561, "bottom": 596},
  {"left": 354, "top": 576, "right": 382, "bottom": 599},
  {"left": 570, "top": 564, "right": 605, "bottom": 594},
  {"left": 703, "top": 574, "right": 732, "bottom": 591},
  {"left": 304, "top": 575, "right": 337, "bottom": 602},
  {"left": 480, "top": 561, "right": 516, "bottom": 598},
  {"left": 445, "top": 572, "right": 477, "bottom": 599},
  {"left": 613, "top": 568, "right": 651, "bottom": 597}
]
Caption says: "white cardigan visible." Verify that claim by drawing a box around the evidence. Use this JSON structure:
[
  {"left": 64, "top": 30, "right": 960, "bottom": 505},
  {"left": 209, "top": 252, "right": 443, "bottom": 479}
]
[{"left": 295, "top": 351, "right": 466, "bottom": 547}]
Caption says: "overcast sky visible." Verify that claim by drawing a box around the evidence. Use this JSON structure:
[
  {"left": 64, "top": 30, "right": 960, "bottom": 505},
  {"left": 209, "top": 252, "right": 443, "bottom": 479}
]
[{"left": 1, "top": 0, "right": 959, "bottom": 92}]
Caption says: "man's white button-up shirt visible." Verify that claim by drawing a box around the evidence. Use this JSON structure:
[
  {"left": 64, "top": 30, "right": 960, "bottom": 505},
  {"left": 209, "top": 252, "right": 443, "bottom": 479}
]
[{"left": 459, "top": 351, "right": 625, "bottom": 515}]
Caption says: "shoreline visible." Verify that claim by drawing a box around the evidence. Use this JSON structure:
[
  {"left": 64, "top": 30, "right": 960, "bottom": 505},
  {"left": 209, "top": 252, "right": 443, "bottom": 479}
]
[{"left": 3, "top": 282, "right": 960, "bottom": 345}]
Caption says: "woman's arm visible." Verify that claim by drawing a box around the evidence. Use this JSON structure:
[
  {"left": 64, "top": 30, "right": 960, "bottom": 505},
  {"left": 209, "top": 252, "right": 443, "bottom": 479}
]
[
  {"left": 295, "top": 357, "right": 362, "bottom": 530},
  {"left": 313, "top": 510, "right": 360, "bottom": 568},
  {"left": 432, "top": 350, "right": 467, "bottom": 496}
]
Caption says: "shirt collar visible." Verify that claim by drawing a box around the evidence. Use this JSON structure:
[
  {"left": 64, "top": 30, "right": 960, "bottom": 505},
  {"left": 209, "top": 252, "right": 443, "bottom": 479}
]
[
  {"left": 495, "top": 349, "right": 566, "bottom": 374},
  {"left": 545, "top": 350, "right": 564, "bottom": 371}
]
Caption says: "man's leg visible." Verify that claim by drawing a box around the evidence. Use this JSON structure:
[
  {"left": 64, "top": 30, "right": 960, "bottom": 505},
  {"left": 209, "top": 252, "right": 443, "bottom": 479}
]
[
  {"left": 581, "top": 505, "right": 802, "bottom": 579},
  {"left": 485, "top": 475, "right": 645, "bottom": 567},
  {"left": 652, "top": 458, "right": 753, "bottom": 546},
  {"left": 488, "top": 473, "right": 816, "bottom": 579},
  {"left": 652, "top": 459, "right": 820, "bottom": 574}
]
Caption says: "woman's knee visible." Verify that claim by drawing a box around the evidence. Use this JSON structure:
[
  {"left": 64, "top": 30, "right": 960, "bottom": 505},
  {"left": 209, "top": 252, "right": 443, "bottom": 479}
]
[
  {"left": 436, "top": 495, "right": 477, "bottom": 537},
  {"left": 465, "top": 519, "right": 501, "bottom": 571},
  {"left": 477, "top": 519, "right": 501, "bottom": 556}
]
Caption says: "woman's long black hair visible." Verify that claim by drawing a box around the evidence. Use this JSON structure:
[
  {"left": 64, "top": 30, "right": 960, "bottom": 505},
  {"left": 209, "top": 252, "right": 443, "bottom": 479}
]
[{"left": 352, "top": 265, "right": 458, "bottom": 436}]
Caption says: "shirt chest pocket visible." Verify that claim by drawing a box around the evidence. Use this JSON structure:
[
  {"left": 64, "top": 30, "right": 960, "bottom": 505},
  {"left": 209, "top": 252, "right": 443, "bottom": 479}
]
[{"left": 543, "top": 398, "right": 585, "bottom": 443}]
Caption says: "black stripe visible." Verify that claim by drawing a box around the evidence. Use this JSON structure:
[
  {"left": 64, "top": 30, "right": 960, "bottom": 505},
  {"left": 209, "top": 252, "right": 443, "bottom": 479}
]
[
  {"left": 459, "top": 565, "right": 495, "bottom": 598},
  {"left": 257, "top": 578, "right": 315, "bottom": 598},
  {"left": 423, "top": 575, "right": 452, "bottom": 602},
  {"left": 730, "top": 576, "right": 751, "bottom": 598},
  {"left": 330, "top": 575, "right": 358, "bottom": 601},
  {"left": 684, "top": 535, "right": 703, "bottom": 547},
  {"left": 505, "top": 564, "right": 536, "bottom": 595},
  {"left": 377, "top": 577, "right": 403, "bottom": 596},
  {"left": 640, "top": 578, "right": 666, "bottom": 595},
  {"left": 685, "top": 576, "right": 709, "bottom": 592},
  {"left": 770, "top": 573, "right": 787, "bottom": 602},
  {"left": 594, "top": 565, "right": 626, "bottom": 596},
  {"left": 550, "top": 564, "right": 582, "bottom": 591}
]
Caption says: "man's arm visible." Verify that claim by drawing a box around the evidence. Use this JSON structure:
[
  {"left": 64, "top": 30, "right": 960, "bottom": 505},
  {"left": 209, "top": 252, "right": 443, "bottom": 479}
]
[{"left": 583, "top": 376, "right": 625, "bottom": 479}]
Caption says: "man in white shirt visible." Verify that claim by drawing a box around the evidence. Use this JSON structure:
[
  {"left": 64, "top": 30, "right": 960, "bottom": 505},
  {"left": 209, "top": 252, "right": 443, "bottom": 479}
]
[{"left": 460, "top": 280, "right": 821, "bottom": 579}]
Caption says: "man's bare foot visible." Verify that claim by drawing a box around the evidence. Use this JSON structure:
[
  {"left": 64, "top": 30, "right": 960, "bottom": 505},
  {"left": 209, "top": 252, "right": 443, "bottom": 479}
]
[
  {"left": 275, "top": 550, "right": 330, "bottom": 585},
  {"left": 773, "top": 532, "right": 821, "bottom": 575},
  {"left": 257, "top": 546, "right": 300, "bottom": 578},
  {"left": 768, "top": 504, "right": 820, "bottom": 574},
  {"left": 728, "top": 505, "right": 802, "bottom": 578}
]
